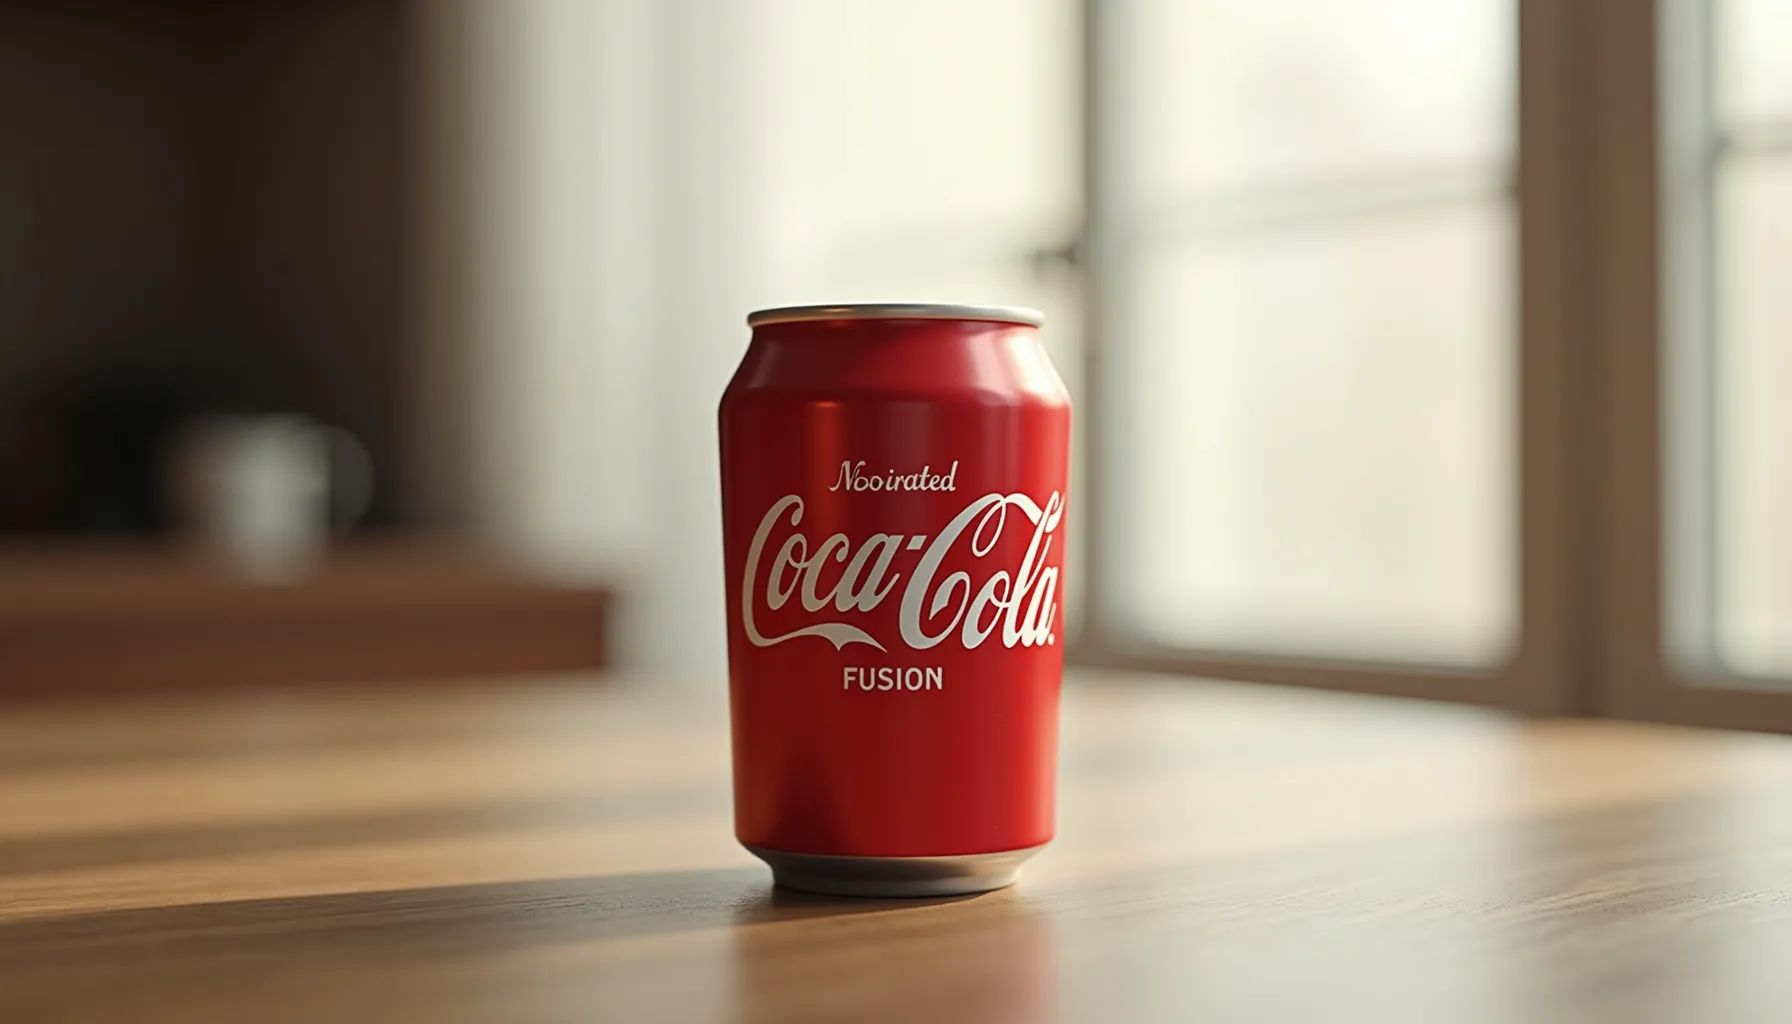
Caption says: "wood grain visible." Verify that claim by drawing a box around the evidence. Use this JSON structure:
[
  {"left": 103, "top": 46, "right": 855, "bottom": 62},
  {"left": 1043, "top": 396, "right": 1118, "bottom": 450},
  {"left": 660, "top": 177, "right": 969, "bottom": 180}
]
[{"left": 3, "top": 671, "right": 1792, "bottom": 1022}]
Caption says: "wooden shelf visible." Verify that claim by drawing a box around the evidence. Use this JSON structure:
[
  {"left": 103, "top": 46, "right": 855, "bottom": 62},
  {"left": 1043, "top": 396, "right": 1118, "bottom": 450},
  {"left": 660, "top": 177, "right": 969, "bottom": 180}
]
[{"left": 0, "top": 540, "right": 612, "bottom": 696}]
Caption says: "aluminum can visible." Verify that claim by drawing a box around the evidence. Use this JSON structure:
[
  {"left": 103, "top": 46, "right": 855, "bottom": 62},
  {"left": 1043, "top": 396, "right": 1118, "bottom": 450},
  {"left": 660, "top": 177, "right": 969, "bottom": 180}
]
[{"left": 719, "top": 303, "right": 1071, "bottom": 896}]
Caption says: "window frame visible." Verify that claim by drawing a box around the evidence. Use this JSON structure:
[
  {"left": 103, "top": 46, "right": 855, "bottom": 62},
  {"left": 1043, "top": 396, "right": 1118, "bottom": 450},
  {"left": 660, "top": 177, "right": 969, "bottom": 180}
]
[{"left": 1592, "top": 0, "right": 1792, "bottom": 730}]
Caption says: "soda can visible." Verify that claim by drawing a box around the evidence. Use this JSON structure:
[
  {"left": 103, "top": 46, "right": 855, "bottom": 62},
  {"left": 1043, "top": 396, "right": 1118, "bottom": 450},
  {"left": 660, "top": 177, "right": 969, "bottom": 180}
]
[{"left": 719, "top": 303, "right": 1071, "bottom": 897}]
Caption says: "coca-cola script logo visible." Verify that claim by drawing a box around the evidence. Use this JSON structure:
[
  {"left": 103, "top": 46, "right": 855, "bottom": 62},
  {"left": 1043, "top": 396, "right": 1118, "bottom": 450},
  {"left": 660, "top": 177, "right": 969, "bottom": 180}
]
[{"left": 741, "top": 491, "right": 1065, "bottom": 653}]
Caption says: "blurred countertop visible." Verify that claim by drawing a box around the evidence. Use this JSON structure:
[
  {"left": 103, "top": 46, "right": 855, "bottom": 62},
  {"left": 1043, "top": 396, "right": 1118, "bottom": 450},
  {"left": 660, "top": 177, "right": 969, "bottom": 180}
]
[
  {"left": 3, "top": 669, "right": 1792, "bottom": 1022},
  {"left": 0, "top": 539, "right": 612, "bottom": 695}
]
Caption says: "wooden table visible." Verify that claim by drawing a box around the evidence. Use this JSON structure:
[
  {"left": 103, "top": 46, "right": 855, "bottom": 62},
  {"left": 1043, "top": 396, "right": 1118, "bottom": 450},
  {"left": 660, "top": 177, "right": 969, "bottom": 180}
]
[{"left": 4, "top": 671, "right": 1792, "bottom": 1022}]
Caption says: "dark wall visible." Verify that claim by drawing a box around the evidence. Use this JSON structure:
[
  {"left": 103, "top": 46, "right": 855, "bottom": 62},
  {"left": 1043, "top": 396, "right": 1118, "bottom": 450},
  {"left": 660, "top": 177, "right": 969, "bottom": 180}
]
[{"left": 0, "top": 1, "right": 406, "bottom": 533}]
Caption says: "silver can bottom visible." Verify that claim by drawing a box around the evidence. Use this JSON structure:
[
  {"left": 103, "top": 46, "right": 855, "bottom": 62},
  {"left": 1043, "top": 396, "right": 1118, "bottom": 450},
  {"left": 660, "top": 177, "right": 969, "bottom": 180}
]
[{"left": 745, "top": 844, "right": 1045, "bottom": 898}]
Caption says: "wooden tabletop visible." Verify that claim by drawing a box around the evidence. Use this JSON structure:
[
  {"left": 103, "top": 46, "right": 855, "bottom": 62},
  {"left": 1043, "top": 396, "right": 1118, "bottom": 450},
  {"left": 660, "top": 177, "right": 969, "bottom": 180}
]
[{"left": 4, "top": 671, "right": 1792, "bottom": 1022}]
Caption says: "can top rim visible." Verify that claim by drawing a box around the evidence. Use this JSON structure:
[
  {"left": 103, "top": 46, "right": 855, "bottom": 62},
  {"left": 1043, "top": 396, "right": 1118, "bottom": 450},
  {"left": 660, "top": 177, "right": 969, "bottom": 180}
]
[{"left": 747, "top": 303, "right": 1045, "bottom": 329}]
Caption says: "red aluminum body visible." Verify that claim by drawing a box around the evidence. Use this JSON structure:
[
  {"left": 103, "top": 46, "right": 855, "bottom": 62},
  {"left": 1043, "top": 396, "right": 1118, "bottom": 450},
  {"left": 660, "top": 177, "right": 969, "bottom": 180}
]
[{"left": 719, "top": 309, "right": 1071, "bottom": 858}]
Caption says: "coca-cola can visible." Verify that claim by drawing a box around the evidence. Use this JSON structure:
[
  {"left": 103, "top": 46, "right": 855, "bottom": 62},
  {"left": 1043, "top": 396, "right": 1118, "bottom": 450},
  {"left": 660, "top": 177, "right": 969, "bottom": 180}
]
[{"left": 719, "top": 303, "right": 1071, "bottom": 897}]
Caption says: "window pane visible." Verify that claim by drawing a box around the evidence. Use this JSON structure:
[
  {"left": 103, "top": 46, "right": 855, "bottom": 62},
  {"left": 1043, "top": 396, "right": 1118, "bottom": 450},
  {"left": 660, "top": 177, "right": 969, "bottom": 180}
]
[
  {"left": 1716, "top": 0, "right": 1792, "bottom": 124},
  {"left": 761, "top": 0, "right": 1078, "bottom": 245},
  {"left": 1118, "top": 203, "right": 1516, "bottom": 663},
  {"left": 1715, "top": 155, "right": 1792, "bottom": 673},
  {"left": 1133, "top": 0, "right": 1512, "bottom": 202}
]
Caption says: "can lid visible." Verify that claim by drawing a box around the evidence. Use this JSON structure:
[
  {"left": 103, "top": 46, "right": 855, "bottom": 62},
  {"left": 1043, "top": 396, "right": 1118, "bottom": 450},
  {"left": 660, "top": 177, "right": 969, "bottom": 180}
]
[{"left": 747, "top": 303, "right": 1045, "bottom": 329}]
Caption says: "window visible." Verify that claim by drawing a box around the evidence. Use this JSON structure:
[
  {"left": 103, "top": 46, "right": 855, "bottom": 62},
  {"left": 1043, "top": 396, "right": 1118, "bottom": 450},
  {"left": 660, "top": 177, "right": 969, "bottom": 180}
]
[
  {"left": 1102, "top": 1, "right": 1516, "bottom": 667},
  {"left": 1077, "top": 0, "right": 1560, "bottom": 708}
]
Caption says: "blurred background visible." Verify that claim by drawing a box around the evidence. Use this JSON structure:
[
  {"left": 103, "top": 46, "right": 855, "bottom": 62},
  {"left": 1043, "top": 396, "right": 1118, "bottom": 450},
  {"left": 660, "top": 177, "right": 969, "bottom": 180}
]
[{"left": 2, "top": 0, "right": 1790, "bottom": 724}]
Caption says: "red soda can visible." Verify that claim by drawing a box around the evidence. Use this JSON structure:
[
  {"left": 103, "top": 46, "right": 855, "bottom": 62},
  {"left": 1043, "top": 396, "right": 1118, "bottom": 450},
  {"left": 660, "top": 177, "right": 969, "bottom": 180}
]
[{"left": 719, "top": 303, "right": 1071, "bottom": 897}]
